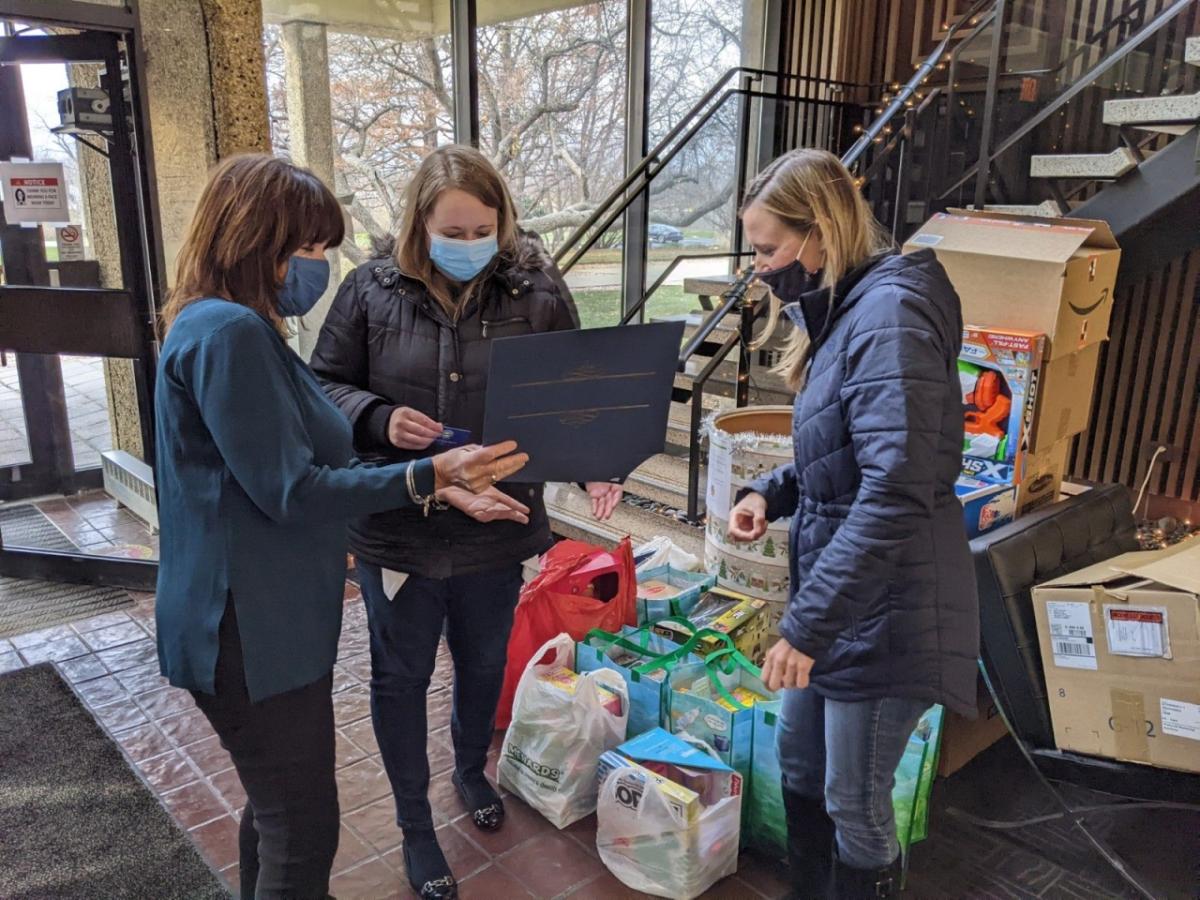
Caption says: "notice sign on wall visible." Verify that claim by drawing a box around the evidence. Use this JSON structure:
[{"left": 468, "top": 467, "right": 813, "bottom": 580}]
[{"left": 0, "top": 161, "right": 70, "bottom": 224}]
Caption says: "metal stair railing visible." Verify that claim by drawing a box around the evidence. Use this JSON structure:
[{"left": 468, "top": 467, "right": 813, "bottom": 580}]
[
  {"left": 554, "top": 69, "right": 862, "bottom": 275},
  {"left": 935, "top": 0, "right": 1197, "bottom": 206}
]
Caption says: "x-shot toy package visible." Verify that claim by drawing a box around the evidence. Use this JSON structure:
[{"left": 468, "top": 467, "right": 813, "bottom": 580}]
[{"left": 958, "top": 326, "right": 1046, "bottom": 485}]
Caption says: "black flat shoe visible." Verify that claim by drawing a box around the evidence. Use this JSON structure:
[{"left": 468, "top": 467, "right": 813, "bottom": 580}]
[
  {"left": 402, "top": 833, "right": 458, "bottom": 900},
  {"left": 452, "top": 770, "right": 505, "bottom": 832}
]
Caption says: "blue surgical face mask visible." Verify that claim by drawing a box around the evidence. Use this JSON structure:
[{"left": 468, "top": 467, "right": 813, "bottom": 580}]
[
  {"left": 276, "top": 254, "right": 330, "bottom": 317},
  {"left": 429, "top": 232, "right": 499, "bottom": 282}
]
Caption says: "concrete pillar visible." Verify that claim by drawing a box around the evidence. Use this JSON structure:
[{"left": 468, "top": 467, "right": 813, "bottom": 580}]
[
  {"left": 281, "top": 20, "right": 342, "bottom": 360},
  {"left": 201, "top": 0, "right": 273, "bottom": 157},
  {"left": 69, "top": 0, "right": 271, "bottom": 462}
]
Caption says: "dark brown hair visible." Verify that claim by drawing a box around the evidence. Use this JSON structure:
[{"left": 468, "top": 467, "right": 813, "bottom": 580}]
[{"left": 159, "top": 154, "right": 344, "bottom": 336}]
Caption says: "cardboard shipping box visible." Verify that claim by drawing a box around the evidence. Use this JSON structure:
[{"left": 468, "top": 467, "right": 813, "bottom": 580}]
[
  {"left": 1032, "top": 539, "right": 1200, "bottom": 774},
  {"left": 904, "top": 210, "right": 1120, "bottom": 359},
  {"left": 939, "top": 672, "right": 1010, "bottom": 777},
  {"left": 1031, "top": 342, "right": 1102, "bottom": 451}
]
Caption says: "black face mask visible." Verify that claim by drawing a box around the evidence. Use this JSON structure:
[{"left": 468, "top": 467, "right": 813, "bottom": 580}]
[{"left": 757, "top": 260, "right": 819, "bottom": 305}]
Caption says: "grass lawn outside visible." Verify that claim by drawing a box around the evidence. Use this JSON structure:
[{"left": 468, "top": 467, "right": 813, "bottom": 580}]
[{"left": 571, "top": 284, "right": 704, "bottom": 329}]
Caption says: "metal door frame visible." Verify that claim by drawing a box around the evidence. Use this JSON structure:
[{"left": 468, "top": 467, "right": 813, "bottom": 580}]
[{"left": 0, "top": 0, "right": 162, "bottom": 590}]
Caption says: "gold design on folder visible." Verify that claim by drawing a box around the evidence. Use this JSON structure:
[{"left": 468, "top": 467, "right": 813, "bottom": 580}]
[{"left": 507, "top": 403, "right": 651, "bottom": 427}]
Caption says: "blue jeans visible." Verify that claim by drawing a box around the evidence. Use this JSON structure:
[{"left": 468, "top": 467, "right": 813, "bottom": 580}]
[
  {"left": 776, "top": 688, "right": 928, "bottom": 869},
  {"left": 358, "top": 561, "right": 524, "bottom": 831}
]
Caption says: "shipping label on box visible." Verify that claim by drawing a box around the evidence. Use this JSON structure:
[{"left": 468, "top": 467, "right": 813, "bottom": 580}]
[
  {"left": 904, "top": 210, "right": 1120, "bottom": 360},
  {"left": 1032, "top": 538, "right": 1200, "bottom": 774}
]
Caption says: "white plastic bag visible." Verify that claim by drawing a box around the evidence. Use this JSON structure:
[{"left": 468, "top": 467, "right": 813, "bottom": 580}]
[
  {"left": 634, "top": 536, "right": 702, "bottom": 575},
  {"left": 498, "top": 634, "right": 629, "bottom": 829},
  {"left": 596, "top": 756, "right": 741, "bottom": 898}
]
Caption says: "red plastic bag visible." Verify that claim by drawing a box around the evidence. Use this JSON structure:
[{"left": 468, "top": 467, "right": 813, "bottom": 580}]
[{"left": 495, "top": 538, "right": 637, "bottom": 729}]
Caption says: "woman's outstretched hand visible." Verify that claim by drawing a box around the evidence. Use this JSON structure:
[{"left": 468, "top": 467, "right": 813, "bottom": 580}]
[
  {"left": 727, "top": 492, "right": 768, "bottom": 542},
  {"left": 585, "top": 482, "right": 622, "bottom": 521},
  {"left": 432, "top": 441, "right": 529, "bottom": 493},
  {"left": 439, "top": 486, "right": 530, "bottom": 524}
]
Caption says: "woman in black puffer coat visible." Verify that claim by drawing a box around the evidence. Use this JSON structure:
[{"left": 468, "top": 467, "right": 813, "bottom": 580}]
[{"left": 310, "top": 145, "right": 621, "bottom": 900}]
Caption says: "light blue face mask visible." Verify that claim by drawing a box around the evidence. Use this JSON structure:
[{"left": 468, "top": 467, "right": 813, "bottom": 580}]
[
  {"left": 429, "top": 232, "right": 499, "bottom": 282},
  {"left": 276, "top": 255, "right": 330, "bottom": 317}
]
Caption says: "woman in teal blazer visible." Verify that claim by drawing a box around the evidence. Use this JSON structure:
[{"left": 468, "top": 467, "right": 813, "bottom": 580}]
[{"left": 154, "top": 155, "right": 529, "bottom": 900}]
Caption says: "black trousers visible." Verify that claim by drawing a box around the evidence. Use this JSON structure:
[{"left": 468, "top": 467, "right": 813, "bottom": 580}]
[{"left": 190, "top": 601, "right": 339, "bottom": 900}]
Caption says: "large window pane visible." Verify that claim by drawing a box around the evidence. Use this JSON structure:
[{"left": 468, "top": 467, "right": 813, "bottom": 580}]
[
  {"left": 644, "top": 0, "right": 759, "bottom": 318},
  {"left": 476, "top": 0, "right": 628, "bottom": 327},
  {"left": 264, "top": 10, "right": 454, "bottom": 271}
]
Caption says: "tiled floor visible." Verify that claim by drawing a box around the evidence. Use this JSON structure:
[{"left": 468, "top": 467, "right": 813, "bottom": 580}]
[
  {"left": 1, "top": 491, "right": 158, "bottom": 558},
  {"left": 1, "top": 581, "right": 786, "bottom": 899},
  {"left": 0, "top": 355, "right": 113, "bottom": 470}
]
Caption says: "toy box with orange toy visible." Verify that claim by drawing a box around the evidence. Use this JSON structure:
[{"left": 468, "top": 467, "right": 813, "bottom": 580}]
[{"left": 958, "top": 326, "right": 1046, "bottom": 484}]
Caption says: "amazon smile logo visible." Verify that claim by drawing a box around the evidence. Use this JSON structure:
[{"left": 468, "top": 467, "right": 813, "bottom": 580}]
[{"left": 1069, "top": 287, "right": 1108, "bottom": 317}]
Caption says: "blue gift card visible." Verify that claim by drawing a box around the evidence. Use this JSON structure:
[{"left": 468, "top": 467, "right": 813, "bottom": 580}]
[{"left": 431, "top": 426, "right": 471, "bottom": 449}]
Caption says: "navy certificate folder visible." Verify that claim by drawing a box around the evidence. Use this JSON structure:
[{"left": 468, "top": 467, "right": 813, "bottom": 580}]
[{"left": 482, "top": 321, "right": 686, "bottom": 483}]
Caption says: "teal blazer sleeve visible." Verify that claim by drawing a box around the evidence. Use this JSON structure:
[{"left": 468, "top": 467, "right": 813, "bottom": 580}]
[{"left": 189, "top": 314, "right": 436, "bottom": 524}]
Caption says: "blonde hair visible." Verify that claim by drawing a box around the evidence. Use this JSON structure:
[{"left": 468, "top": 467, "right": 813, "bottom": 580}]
[
  {"left": 160, "top": 154, "right": 344, "bottom": 338},
  {"left": 740, "top": 149, "right": 891, "bottom": 390},
  {"left": 394, "top": 145, "right": 520, "bottom": 319}
]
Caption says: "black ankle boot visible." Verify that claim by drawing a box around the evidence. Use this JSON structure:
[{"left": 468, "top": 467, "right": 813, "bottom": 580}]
[
  {"left": 830, "top": 850, "right": 901, "bottom": 899},
  {"left": 401, "top": 830, "right": 458, "bottom": 899},
  {"left": 782, "top": 789, "right": 835, "bottom": 899}
]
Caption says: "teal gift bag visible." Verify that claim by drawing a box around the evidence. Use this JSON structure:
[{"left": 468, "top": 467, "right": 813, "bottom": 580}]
[
  {"left": 635, "top": 565, "right": 716, "bottom": 624},
  {"left": 666, "top": 647, "right": 776, "bottom": 779},
  {"left": 893, "top": 703, "right": 944, "bottom": 851},
  {"left": 746, "top": 699, "right": 945, "bottom": 863},
  {"left": 576, "top": 626, "right": 698, "bottom": 736},
  {"left": 747, "top": 697, "right": 787, "bottom": 858}
]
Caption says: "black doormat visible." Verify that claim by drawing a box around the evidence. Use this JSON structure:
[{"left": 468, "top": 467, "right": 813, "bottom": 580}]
[
  {"left": 0, "top": 664, "right": 228, "bottom": 899},
  {"left": 0, "top": 504, "right": 76, "bottom": 552},
  {"left": 0, "top": 505, "right": 134, "bottom": 639}
]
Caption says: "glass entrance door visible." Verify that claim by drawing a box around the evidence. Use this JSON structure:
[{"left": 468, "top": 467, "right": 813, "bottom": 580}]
[{"left": 0, "top": 5, "right": 161, "bottom": 590}]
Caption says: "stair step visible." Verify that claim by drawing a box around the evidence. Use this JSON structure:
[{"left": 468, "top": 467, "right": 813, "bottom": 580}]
[
  {"left": 625, "top": 452, "right": 700, "bottom": 511},
  {"left": 1030, "top": 146, "right": 1139, "bottom": 180},
  {"left": 666, "top": 395, "right": 731, "bottom": 449},
  {"left": 673, "top": 372, "right": 794, "bottom": 407},
  {"left": 681, "top": 275, "right": 769, "bottom": 301},
  {"left": 543, "top": 481, "right": 704, "bottom": 555},
  {"left": 1103, "top": 93, "right": 1200, "bottom": 134},
  {"left": 1186, "top": 36, "right": 1199, "bottom": 68},
  {"left": 984, "top": 201, "right": 1064, "bottom": 217}
]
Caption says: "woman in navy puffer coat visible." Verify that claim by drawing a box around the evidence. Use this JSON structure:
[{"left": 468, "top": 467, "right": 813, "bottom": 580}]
[{"left": 728, "top": 149, "right": 978, "bottom": 899}]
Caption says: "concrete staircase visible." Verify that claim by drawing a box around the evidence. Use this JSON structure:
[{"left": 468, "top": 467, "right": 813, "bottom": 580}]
[
  {"left": 543, "top": 277, "right": 795, "bottom": 551},
  {"left": 1029, "top": 36, "right": 1200, "bottom": 180}
]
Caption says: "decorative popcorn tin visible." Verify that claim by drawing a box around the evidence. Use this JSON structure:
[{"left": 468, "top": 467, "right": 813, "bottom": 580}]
[{"left": 704, "top": 407, "right": 793, "bottom": 612}]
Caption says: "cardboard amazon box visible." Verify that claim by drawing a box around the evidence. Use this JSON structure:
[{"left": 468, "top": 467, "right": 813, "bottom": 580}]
[
  {"left": 905, "top": 210, "right": 1119, "bottom": 359},
  {"left": 1031, "top": 538, "right": 1200, "bottom": 774},
  {"left": 905, "top": 210, "right": 1118, "bottom": 452}
]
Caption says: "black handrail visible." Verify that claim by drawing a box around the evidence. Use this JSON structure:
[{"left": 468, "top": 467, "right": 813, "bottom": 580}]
[
  {"left": 553, "top": 67, "right": 861, "bottom": 270},
  {"left": 620, "top": 251, "right": 754, "bottom": 327},
  {"left": 937, "top": 0, "right": 1195, "bottom": 202},
  {"left": 842, "top": 0, "right": 995, "bottom": 168},
  {"left": 557, "top": 83, "right": 859, "bottom": 274}
]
